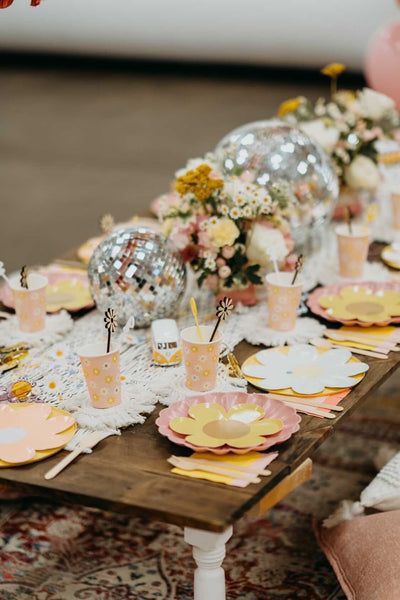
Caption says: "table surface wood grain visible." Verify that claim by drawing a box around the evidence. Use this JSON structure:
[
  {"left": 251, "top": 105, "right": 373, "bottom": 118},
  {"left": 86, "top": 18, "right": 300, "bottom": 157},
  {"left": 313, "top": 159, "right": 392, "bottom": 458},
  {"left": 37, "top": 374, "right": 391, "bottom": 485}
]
[{"left": 1, "top": 243, "right": 399, "bottom": 532}]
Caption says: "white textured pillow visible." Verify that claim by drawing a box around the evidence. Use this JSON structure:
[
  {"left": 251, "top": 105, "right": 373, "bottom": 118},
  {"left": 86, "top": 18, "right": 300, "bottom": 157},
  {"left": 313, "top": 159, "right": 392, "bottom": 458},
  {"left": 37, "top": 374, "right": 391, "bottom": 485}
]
[
  {"left": 324, "top": 450, "right": 400, "bottom": 528},
  {"left": 361, "top": 451, "right": 400, "bottom": 511}
]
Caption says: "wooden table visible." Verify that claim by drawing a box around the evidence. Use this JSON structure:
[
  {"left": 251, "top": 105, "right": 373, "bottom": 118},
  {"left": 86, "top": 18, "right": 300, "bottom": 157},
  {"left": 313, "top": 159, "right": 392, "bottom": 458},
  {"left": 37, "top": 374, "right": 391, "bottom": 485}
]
[{"left": 1, "top": 249, "right": 399, "bottom": 600}]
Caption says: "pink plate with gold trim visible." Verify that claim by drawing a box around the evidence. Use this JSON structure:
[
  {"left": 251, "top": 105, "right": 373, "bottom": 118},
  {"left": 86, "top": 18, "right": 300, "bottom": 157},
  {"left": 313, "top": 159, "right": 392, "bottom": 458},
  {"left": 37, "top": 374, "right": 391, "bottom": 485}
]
[
  {"left": 156, "top": 391, "right": 300, "bottom": 454},
  {"left": 307, "top": 281, "right": 400, "bottom": 326},
  {"left": 0, "top": 265, "right": 94, "bottom": 314}
]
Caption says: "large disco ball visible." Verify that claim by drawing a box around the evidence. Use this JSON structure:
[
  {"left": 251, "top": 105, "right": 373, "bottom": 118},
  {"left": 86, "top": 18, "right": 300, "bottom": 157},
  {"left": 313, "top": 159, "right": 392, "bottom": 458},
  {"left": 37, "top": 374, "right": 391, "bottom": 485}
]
[
  {"left": 88, "top": 227, "right": 186, "bottom": 328},
  {"left": 215, "top": 119, "right": 339, "bottom": 253}
]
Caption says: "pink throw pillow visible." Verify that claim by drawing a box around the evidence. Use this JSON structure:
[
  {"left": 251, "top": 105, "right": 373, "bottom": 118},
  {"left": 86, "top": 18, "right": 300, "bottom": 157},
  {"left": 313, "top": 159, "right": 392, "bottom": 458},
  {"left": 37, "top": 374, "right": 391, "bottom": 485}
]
[{"left": 316, "top": 510, "right": 400, "bottom": 600}]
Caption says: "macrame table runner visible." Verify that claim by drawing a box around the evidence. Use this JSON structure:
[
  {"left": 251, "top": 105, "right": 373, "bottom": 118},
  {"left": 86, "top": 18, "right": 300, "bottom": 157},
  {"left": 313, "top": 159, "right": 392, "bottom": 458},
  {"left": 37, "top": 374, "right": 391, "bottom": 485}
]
[{"left": 0, "top": 260, "right": 327, "bottom": 448}]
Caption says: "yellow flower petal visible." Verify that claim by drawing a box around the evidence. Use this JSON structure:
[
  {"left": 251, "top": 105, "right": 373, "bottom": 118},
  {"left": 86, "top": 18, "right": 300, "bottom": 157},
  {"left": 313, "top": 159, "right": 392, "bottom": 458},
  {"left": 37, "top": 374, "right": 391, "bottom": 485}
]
[
  {"left": 251, "top": 418, "right": 283, "bottom": 436},
  {"left": 187, "top": 403, "right": 226, "bottom": 423},
  {"left": 185, "top": 432, "right": 228, "bottom": 448},
  {"left": 227, "top": 403, "right": 265, "bottom": 423},
  {"left": 169, "top": 416, "right": 199, "bottom": 435},
  {"left": 278, "top": 97, "right": 302, "bottom": 117},
  {"left": 224, "top": 433, "right": 267, "bottom": 449},
  {"left": 321, "top": 63, "right": 346, "bottom": 78}
]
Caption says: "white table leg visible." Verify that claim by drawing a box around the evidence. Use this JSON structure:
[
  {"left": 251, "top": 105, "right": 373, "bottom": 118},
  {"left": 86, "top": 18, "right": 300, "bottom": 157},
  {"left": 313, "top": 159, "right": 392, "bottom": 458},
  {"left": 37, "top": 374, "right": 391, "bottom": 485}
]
[{"left": 184, "top": 525, "right": 233, "bottom": 600}]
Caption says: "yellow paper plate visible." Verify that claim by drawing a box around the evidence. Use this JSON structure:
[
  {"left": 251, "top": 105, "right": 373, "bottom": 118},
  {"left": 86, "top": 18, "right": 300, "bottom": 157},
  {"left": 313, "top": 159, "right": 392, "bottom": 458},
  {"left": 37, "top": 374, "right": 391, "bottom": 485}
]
[
  {"left": 242, "top": 346, "right": 365, "bottom": 397},
  {"left": 318, "top": 286, "right": 400, "bottom": 325},
  {"left": 77, "top": 236, "right": 103, "bottom": 264},
  {"left": 46, "top": 277, "right": 93, "bottom": 312},
  {"left": 169, "top": 403, "right": 283, "bottom": 449},
  {"left": 0, "top": 404, "right": 77, "bottom": 468}
]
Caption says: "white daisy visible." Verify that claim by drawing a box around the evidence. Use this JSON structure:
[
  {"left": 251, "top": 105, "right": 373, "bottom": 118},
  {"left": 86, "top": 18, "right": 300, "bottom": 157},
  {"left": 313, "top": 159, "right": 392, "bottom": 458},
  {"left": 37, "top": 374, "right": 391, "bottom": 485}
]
[
  {"left": 242, "top": 345, "right": 369, "bottom": 395},
  {"left": 230, "top": 207, "right": 242, "bottom": 220},
  {"left": 50, "top": 344, "right": 70, "bottom": 361},
  {"left": 218, "top": 204, "right": 229, "bottom": 216},
  {"left": 41, "top": 375, "right": 64, "bottom": 400},
  {"left": 234, "top": 193, "right": 246, "bottom": 207},
  {"left": 205, "top": 257, "right": 216, "bottom": 271},
  {"left": 242, "top": 206, "right": 253, "bottom": 218}
]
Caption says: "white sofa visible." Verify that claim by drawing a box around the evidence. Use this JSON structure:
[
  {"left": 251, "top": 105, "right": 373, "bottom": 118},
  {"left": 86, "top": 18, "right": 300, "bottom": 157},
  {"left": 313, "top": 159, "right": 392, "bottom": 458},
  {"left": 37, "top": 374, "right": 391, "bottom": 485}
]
[{"left": 0, "top": 0, "right": 397, "bottom": 71}]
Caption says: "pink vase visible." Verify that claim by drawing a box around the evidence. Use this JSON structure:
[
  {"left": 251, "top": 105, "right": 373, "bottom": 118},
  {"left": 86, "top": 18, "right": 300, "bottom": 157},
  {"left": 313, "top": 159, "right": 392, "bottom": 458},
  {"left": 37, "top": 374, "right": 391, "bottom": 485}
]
[
  {"left": 216, "top": 284, "right": 258, "bottom": 306},
  {"left": 365, "top": 21, "right": 400, "bottom": 108}
]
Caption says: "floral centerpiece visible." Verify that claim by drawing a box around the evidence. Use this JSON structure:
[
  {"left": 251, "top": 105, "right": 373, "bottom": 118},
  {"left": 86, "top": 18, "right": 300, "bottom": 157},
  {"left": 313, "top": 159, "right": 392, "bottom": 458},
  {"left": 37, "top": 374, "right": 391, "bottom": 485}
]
[
  {"left": 156, "top": 155, "right": 296, "bottom": 303},
  {"left": 277, "top": 64, "right": 400, "bottom": 206},
  {"left": 0, "top": 0, "right": 40, "bottom": 6}
]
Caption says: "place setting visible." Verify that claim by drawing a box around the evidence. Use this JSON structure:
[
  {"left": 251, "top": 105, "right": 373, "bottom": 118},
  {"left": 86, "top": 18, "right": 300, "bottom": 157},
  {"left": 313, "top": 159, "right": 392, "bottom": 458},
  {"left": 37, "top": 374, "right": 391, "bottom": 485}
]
[
  {"left": 317, "top": 207, "right": 392, "bottom": 286},
  {"left": 156, "top": 390, "right": 301, "bottom": 486},
  {"left": 0, "top": 262, "right": 74, "bottom": 352}
]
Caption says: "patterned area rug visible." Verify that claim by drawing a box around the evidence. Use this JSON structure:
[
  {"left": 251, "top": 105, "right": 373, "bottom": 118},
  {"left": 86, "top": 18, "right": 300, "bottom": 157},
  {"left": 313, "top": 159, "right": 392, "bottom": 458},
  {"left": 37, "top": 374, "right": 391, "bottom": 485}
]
[{"left": 0, "top": 378, "right": 399, "bottom": 600}]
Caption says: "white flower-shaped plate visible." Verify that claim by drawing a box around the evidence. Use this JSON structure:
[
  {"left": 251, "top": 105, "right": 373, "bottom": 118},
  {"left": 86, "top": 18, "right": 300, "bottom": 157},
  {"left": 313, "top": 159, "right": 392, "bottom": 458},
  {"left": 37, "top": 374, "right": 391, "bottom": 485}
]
[{"left": 241, "top": 344, "right": 369, "bottom": 396}]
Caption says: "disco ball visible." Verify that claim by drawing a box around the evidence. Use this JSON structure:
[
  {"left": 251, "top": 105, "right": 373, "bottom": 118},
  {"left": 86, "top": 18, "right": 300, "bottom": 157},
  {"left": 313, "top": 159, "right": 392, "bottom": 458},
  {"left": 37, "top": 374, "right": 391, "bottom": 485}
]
[
  {"left": 215, "top": 119, "right": 339, "bottom": 253},
  {"left": 88, "top": 227, "right": 186, "bottom": 328}
]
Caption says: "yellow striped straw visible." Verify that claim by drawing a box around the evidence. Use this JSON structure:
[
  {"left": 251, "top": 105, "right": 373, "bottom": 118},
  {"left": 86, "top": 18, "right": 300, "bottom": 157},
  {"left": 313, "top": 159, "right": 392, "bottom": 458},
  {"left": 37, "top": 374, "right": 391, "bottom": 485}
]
[{"left": 190, "top": 297, "right": 203, "bottom": 341}]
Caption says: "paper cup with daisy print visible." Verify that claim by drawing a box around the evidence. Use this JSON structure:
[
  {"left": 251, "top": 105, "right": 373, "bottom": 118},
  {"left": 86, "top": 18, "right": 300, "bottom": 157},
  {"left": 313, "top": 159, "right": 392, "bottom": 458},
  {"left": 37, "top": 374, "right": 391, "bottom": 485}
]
[
  {"left": 78, "top": 342, "right": 121, "bottom": 409},
  {"left": 181, "top": 325, "right": 221, "bottom": 392},
  {"left": 390, "top": 187, "right": 400, "bottom": 229},
  {"left": 266, "top": 272, "right": 302, "bottom": 331},
  {"left": 335, "top": 224, "right": 369, "bottom": 278},
  {"left": 9, "top": 272, "right": 48, "bottom": 333}
]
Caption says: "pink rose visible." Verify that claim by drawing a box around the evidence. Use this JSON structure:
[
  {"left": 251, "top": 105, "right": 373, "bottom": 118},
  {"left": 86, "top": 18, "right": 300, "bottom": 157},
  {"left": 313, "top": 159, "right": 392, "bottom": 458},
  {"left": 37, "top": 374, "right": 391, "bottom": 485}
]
[
  {"left": 150, "top": 192, "right": 179, "bottom": 217},
  {"left": 218, "top": 265, "right": 231, "bottom": 279},
  {"left": 222, "top": 246, "right": 235, "bottom": 259},
  {"left": 362, "top": 126, "right": 383, "bottom": 142},
  {"left": 209, "top": 169, "right": 224, "bottom": 180},
  {"left": 197, "top": 230, "right": 210, "bottom": 248},
  {"left": 282, "top": 230, "right": 295, "bottom": 253},
  {"left": 281, "top": 253, "right": 298, "bottom": 272},
  {"left": 171, "top": 223, "right": 194, "bottom": 250},
  {"left": 216, "top": 257, "right": 226, "bottom": 267},
  {"left": 240, "top": 170, "right": 256, "bottom": 183},
  {"left": 206, "top": 274, "right": 219, "bottom": 291}
]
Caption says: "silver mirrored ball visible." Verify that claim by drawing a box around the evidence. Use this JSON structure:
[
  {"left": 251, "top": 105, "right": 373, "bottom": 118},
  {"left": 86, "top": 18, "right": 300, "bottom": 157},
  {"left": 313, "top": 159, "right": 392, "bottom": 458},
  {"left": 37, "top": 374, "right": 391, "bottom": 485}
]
[
  {"left": 215, "top": 119, "right": 339, "bottom": 254},
  {"left": 88, "top": 227, "right": 186, "bottom": 328}
]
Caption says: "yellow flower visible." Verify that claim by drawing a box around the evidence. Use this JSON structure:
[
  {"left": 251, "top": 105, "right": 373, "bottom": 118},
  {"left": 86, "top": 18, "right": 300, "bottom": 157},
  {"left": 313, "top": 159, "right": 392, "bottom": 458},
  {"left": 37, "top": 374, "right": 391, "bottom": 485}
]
[
  {"left": 208, "top": 217, "right": 240, "bottom": 247},
  {"left": 321, "top": 63, "right": 346, "bottom": 78},
  {"left": 334, "top": 90, "right": 356, "bottom": 106},
  {"left": 162, "top": 218, "right": 174, "bottom": 237},
  {"left": 366, "top": 203, "right": 379, "bottom": 224},
  {"left": 278, "top": 97, "right": 302, "bottom": 117},
  {"left": 319, "top": 286, "right": 400, "bottom": 323},
  {"left": 175, "top": 164, "right": 223, "bottom": 202},
  {"left": 169, "top": 402, "right": 283, "bottom": 448}
]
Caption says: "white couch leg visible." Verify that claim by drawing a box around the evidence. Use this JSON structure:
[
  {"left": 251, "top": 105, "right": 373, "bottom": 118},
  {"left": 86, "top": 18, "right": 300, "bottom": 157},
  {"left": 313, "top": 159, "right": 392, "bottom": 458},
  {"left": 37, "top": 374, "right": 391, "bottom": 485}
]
[{"left": 184, "top": 526, "right": 233, "bottom": 600}]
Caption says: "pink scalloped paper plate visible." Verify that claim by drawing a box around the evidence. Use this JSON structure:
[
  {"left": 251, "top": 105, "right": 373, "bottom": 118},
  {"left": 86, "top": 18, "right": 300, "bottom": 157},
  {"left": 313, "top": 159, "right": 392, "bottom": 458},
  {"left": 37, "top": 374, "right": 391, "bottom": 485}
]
[
  {"left": 156, "top": 392, "right": 301, "bottom": 455},
  {"left": 0, "top": 265, "right": 94, "bottom": 314},
  {"left": 307, "top": 281, "right": 400, "bottom": 327}
]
